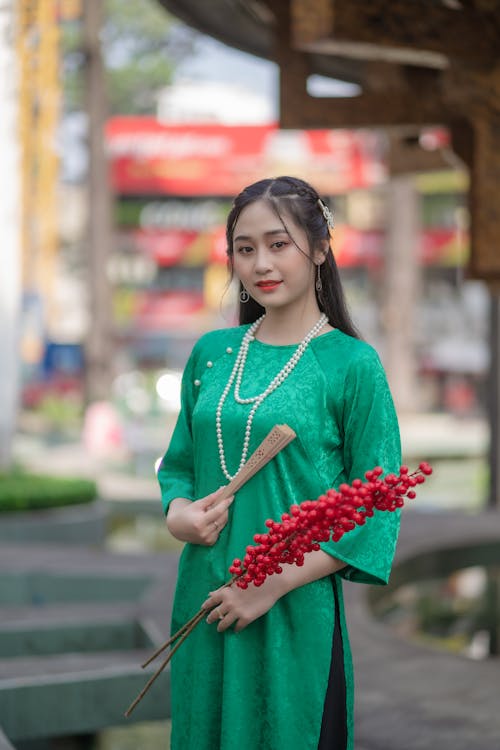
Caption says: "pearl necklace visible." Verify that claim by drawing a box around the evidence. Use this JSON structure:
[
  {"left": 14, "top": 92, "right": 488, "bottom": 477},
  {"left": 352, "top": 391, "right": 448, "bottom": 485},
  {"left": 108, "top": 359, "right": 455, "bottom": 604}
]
[{"left": 216, "top": 313, "right": 328, "bottom": 481}]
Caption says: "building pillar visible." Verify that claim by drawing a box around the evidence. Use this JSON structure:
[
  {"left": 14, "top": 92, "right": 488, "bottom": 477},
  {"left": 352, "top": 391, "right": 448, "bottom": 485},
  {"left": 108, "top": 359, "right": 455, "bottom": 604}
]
[
  {"left": 0, "top": 0, "right": 21, "bottom": 470},
  {"left": 488, "top": 291, "right": 500, "bottom": 509},
  {"left": 382, "top": 175, "right": 421, "bottom": 414}
]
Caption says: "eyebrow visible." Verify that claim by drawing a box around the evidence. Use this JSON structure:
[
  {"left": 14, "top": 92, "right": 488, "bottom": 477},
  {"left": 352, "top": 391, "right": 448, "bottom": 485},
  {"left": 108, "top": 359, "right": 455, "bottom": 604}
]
[{"left": 233, "top": 229, "right": 290, "bottom": 243}]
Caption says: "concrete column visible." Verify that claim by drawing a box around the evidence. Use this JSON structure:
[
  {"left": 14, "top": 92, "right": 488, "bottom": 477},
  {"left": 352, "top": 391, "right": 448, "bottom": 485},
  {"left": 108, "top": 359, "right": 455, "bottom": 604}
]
[
  {"left": 488, "top": 291, "right": 500, "bottom": 509},
  {"left": 0, "top": 0, "right": 21, "bottom": 470},
  {"left": 83, "top": 1, "right": 114, "bottom": 403},
  {"left": 382, "top": 175, "right": 421, "bottom": 413}
]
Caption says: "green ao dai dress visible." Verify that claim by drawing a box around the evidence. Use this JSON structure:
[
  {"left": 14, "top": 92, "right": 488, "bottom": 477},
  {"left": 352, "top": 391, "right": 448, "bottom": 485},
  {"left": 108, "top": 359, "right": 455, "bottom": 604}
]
[{"left": 158, "top": 325, "right": 401, "bottom": 750}]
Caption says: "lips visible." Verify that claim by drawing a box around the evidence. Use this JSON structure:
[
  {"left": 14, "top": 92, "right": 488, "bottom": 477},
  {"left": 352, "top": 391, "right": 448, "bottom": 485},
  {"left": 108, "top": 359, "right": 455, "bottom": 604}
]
[{"left": 256, "top": 280, "right": 282, "bottom": 290}]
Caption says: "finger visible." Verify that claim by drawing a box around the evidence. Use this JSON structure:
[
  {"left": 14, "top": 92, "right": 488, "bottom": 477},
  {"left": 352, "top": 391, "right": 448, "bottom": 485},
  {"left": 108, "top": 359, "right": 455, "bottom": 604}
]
[
  {"left": 233, "top": 618, "right": 248, "bottom": 633},
  {"left": 206, "top": 532, "right": 219, "bottom": 547},
  {"left": 201, "top": 596, "right": 219, "bottom": 611},
  {"left": 205, "top": 496, "right": 234, "bottom": 520},
  {"left": 207, "top": 494, "right": 234, "bottom": 515},
  {"left": 200, "top": 588, "right": 224, "bottom": 610},
  {"left": 202, "top": 522, "right": 221, "bottom": 547},
  {"left": 217, "top": 610, "right": 238, "bottom": 632},
  {"left": 214, "top": 508, "right": 229, "bottom": 524},
  {"left": 209, "top": 512, "right": 227, "bottom": 534},
  {"left": 198, "top": 487, "right": 229, "bottom": 509},
  {"left": 206, "top": 606, "right": 226, "bottom": 625}
]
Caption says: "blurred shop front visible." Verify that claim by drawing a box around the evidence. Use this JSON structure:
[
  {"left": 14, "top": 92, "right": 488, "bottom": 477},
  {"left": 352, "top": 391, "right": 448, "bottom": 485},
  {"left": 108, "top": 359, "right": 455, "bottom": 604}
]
[
  {"left": 105, "top": 118, "right": 484, "bottom": 417},
  {"left": 105, "top": 118, "right": 387, "bottom": 371}
]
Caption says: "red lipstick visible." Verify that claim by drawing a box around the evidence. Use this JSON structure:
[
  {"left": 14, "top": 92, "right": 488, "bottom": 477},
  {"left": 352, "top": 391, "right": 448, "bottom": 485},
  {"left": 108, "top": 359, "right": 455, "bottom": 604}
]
[{"left": 256, "top": 281, "right": 282, "bottom": 292}]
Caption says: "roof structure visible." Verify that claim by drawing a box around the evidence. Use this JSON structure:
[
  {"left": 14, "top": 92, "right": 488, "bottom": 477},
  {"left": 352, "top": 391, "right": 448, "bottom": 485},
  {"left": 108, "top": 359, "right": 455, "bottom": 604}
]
[{"left": 158, "top": 0, "right": 500, "bottom": 283}]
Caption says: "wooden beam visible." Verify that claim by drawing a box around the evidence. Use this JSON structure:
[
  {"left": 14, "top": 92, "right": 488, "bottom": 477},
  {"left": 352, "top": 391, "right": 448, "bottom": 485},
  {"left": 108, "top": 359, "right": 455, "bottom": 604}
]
[
  {"left": 275, "top": 0, "right": 500, "bottom": 284},
  {"left": 387, "top": 134, "right": 456, "bottom": 176},
  {"left": 466, "top": 116, "right": 500, "bottom": 278},
  {"left": 291, "top": 0, "right": 499, "bottom": 68},
  {"left": 276, "top": 0, "right": 451, "bottom": 128},
  {"left": 290, "top": 0, "right": 332, "bottom": 46},
  {"left": 280, "top": 90, "right": 450, "bottom": 130},
  {"left": 444, "top": 67, "right": 500, "bottom": 279},
  {"left": 449, "top": 119, "right": 474, "bottom": 169},
  {"left": 278, "top": 54, "right": 450, "bottom": 128},
  {"left": 462, "top": 1, "right": 500, "bottom": 12}
]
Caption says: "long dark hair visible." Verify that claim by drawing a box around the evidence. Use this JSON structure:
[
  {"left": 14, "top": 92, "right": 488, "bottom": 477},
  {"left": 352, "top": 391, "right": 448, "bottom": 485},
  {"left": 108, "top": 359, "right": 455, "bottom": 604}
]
[{"left": 226, "top": 176, "right": 360, "bottom": 338}]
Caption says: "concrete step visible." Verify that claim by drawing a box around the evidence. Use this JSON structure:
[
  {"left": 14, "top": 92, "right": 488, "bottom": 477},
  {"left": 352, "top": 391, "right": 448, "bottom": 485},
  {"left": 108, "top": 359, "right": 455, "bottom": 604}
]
[{"left": 0, "top": 650, "right": 169, "bottom": 742}]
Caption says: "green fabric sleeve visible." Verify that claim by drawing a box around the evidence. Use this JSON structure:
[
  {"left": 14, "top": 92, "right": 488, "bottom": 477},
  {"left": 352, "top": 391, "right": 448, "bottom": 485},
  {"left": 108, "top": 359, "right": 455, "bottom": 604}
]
[
  {"left": 320, "top": 348, "right": 402, "bottom": 585},
  {"left": 157, "top": 344, "right": 199, "bottom": 515}
]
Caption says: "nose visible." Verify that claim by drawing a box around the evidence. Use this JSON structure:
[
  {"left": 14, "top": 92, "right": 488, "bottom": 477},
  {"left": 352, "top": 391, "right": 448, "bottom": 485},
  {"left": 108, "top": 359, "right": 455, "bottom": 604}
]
[{"left": 253, "top": 246, "right": 273, "bottom": 274}]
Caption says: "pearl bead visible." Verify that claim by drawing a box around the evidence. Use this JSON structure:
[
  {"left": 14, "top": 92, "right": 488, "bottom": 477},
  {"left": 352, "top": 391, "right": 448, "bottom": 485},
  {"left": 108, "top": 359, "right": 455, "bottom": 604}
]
[
  {"left": 194, "top": 379, "right": 201, "bottom": 387},
  {"left": 226, "top": 347, "right": 233, "bottom": 354},
  {"left": 206, "top": 361, "right": 213, "bottom": 368},
  {"left": 216, "top": 313, "right": 328, "bottom": 481}
]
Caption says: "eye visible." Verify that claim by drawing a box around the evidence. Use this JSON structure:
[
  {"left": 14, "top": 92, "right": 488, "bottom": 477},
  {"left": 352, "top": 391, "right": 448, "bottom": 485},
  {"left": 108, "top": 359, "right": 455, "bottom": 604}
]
[
  {"left": 271, "top": 240, "right": 288, "bottom": 250},
  {"left": 235, "top": 245, "right": 254, "bottom": 255}
]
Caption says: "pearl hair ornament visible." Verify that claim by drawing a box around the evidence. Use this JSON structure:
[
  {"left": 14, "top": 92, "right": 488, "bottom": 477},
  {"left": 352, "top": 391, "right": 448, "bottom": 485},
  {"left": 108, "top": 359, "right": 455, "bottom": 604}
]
[
  {"left": 216, "top": 313, "right": 328, "bottom": 481},
  {"left": 317, "top": 199, "right": 334, "bottom": 230}
]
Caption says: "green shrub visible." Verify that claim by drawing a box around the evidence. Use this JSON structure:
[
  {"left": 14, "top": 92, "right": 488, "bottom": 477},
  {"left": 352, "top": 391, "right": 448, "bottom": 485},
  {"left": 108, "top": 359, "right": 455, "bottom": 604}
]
[{"left": 0, "top": 472, "right": 97, "bottom": 512}]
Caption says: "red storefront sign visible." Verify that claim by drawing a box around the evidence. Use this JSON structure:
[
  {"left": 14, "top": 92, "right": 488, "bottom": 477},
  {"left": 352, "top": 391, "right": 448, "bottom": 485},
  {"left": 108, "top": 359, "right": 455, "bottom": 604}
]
[
  {"left": 132, "top": 226, "right": 227, "bottom": 267},
  {"left": 133, "top": 229, "right": 198, "bottom": 266},
  {"left": 334, "top": 227, "right": 467, "bottom": 268},
  {"left": 106, "top": 118, "right": 386, "bottom": 196},
  {"left": 134, "top": 290, "right": 205, "bottom": 330},
  {"left": 130, "top": 224, "right": 465, "bottom": 269}
]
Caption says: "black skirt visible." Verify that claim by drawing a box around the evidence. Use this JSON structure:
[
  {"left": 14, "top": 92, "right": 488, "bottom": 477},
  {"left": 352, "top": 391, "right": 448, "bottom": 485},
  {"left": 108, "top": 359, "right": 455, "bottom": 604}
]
[{"left": 317, "top": 579, "right": 348, "bottom": 750}]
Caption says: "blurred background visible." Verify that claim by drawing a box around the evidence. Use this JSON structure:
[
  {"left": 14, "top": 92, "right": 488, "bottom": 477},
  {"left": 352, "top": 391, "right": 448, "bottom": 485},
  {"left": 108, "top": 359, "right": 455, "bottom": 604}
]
[
  {"left": 1, "top": 1, "right": 498, "bottom": 748},
  {"left": 6, "top": 1, "right": 488, "bottom": 507}
]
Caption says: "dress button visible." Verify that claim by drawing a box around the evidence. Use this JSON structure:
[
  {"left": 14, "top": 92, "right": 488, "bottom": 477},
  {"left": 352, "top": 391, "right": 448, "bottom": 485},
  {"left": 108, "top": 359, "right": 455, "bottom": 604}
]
[
  {"left": 206, "top": 361, "right": 213, "bottom": 368},
  {"left": 194, "top": 379, "right": 201, "bottom": 387},
  {"left": 226, "top": 347, "right": 233, "bottom": 354}
]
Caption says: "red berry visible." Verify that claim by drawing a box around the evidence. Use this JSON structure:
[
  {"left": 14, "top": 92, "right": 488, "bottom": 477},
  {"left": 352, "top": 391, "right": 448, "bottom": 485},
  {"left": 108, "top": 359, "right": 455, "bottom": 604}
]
[
  {"left": 229, "top": 463, "right": 430, "bottom": 589},
  {"left": 419, "top": 462, "right": 433, "bottom": 475}
]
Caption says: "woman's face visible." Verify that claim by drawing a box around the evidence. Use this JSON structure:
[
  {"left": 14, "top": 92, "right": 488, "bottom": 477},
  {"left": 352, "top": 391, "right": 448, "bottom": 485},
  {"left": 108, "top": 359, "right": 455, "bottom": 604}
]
[{"left": 231, "top": 199, "right": 322, "bottom": 315}]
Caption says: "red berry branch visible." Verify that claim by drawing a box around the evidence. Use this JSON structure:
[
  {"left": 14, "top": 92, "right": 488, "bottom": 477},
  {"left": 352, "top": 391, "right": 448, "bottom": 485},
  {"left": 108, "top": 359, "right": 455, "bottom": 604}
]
[
  {"left": 229, "top": 463, "right": 432, "bottom": 588},
  {"left": 125, "top": 462, "right": 432, "bottom": 716}
]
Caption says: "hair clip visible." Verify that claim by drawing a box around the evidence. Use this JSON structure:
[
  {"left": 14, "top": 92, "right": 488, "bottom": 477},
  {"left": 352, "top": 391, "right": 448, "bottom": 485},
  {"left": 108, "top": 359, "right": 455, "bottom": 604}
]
[{"left": 317, "top": 199, "right": 334, "bottom": 230}]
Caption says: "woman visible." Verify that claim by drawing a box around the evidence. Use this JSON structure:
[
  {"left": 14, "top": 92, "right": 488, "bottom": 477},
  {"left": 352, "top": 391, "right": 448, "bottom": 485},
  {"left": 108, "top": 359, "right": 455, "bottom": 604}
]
[{"left": 158, "top": 176, "right": 401, "bottom": 750}]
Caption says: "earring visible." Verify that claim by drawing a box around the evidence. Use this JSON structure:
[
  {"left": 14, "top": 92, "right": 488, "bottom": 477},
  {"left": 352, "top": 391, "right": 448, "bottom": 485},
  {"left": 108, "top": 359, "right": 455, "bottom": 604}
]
[
  {"left": 239, "top": 288, "right": 250, "bottom": 303},
  {"left": 315, "top": 264, "right": 323, "bottom": 293}
]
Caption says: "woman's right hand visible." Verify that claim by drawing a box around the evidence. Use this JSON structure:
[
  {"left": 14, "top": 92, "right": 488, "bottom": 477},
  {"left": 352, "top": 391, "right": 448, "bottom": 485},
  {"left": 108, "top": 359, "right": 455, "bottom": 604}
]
[{"left": 166, "top": 488, "right": 234, "bottom": 545}]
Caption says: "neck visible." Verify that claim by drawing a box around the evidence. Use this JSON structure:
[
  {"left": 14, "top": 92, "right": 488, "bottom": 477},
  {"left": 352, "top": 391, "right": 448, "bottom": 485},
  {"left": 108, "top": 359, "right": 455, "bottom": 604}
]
[{"left": 255, "top": 304, "right": 327, "bottom": 345}]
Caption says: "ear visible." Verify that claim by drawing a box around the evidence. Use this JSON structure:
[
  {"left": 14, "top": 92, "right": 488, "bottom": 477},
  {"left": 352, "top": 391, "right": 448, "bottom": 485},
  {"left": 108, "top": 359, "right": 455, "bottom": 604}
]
[{"left": 313, "top": 239, "right": 329, "bottom": 266}]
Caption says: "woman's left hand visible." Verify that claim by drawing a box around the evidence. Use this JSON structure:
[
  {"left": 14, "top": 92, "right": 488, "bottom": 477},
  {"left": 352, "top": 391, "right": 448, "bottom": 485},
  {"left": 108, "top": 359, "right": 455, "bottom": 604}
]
[
  {"left": 202, "top": 550, "right": 345, "bottom": 633},
  {"left": 202, "top": 576, "right": 285, "bottom": 633}
]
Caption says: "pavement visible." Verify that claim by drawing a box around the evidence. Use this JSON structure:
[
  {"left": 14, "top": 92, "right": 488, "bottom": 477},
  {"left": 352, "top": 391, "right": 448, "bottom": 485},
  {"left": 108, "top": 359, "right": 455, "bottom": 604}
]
[
  {"left": 348, "top": 508, "right": 500, "bottom": 750},
  {"left": 4, "top": 412, "right": 500, "bottom": 749}
]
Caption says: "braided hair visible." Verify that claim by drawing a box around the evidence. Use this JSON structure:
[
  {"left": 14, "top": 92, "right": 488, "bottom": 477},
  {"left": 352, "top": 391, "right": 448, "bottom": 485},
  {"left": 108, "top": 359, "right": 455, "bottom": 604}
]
[{"left": 226, "top": 176, "right": 359, "bottom": 338}]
